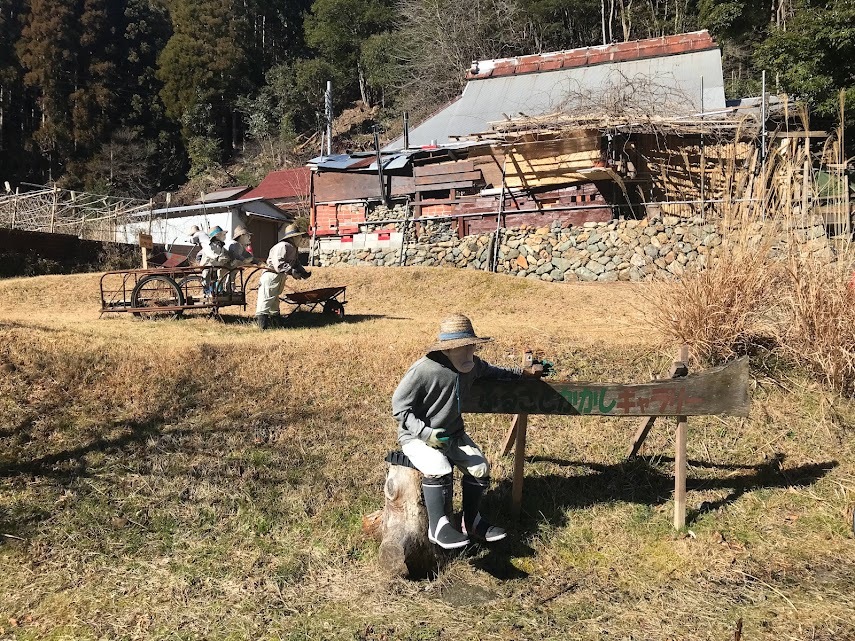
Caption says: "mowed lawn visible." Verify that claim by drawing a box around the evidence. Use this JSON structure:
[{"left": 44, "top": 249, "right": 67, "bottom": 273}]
[{"left": 0, "top": 266, "right": 853, "bottom": 641}]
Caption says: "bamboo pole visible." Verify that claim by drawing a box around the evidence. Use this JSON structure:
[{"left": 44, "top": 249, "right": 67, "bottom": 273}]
[{"left": 491, "top": 154, "right": 508, "bottom": 273}]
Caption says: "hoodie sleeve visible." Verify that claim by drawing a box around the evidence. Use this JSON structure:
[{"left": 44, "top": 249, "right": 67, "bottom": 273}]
[
  {"left": 473, "top": 356, "right": 522, "bottom": 380},
  {"left": 391, "top": 365, "right": 432, "bottom": 440}
]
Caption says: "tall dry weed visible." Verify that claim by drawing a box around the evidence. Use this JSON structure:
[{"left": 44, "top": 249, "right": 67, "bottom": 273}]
[
  {"left": 777, "top": 254, "right": 855, "bottom": 394},
  {"left": 645, "top": 228, "right": 785, "bottom": 366}
]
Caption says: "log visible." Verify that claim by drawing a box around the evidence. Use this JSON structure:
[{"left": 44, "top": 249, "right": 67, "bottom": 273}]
[{"left": 363, "top": 464, "right": 439, "bottom": 579}]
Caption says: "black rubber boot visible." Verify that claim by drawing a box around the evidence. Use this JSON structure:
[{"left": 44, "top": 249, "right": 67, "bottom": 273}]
[
  {"left": 423, "top": 474, "right": 469, "bottom": 549},
  {"left": 256, "top": 314, "right": 269, "bottom": 330},
  {"left": 462, "top": 475, "right": 507, "bottom": 543},
  {"left": 269, "top": 313, "right": 284, "bottom": 328}
]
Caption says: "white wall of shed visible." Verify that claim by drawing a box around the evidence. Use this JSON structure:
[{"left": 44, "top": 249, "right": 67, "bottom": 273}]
[{"left": 117, "top": 211, "right": 248, "bottom": 247}]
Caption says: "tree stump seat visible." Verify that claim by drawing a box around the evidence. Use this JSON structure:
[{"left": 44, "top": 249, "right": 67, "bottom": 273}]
[{"left": 362, "top": 451, "right": 444, "bottom": 579}]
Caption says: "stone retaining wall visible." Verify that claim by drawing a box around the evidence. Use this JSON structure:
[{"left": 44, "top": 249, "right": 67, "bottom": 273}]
[{"left": 315, "top": 216, "right": 836, "bottom": 282}]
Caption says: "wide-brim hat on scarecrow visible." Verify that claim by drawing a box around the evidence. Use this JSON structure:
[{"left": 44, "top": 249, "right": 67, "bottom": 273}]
[
  {"left": 232, "top": 224, "right": 251, "bottom": 240},
  {"left": 425, "top": 314, "right": 492, "bottom": 353},
  {"left": 208, "top": 225, "right": 226, "bottom": 240},
  {"left": 279, "top": 223, "right": 304, "bottom": 241}
]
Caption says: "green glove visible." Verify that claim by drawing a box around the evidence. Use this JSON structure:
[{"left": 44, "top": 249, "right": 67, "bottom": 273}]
[
  {"left": 425, "top": 427, "right": 450, "bottom": 449},
  {"left": 538, "top": 359, "right": 555, "bottom": 376}
]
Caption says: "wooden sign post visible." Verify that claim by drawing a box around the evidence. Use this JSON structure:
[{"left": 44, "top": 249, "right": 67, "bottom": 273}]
[
  {"left": 367, "top": 354, "right": 750, "bottom": 578},
  {"left": 500, "top": 350, "right": 535, "bottom": 519},
  {"left": 674, "top": 345, "right": 690, "bottom": 529},
  {"left": 464, "top": 354, "right": 750, "bottom": 528},
  {"left": 138, "top": 233, "right": 153, "bottom": 269}
]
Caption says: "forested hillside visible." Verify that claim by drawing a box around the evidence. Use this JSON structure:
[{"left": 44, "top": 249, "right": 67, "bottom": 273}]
[{"left": 1, "top": 0, "right": 853, "bottom": 197}]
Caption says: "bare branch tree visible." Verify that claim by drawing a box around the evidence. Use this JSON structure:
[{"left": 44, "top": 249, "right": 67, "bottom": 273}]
[{"left": 396, "top": 0, "right": 536, "bottom": 118}]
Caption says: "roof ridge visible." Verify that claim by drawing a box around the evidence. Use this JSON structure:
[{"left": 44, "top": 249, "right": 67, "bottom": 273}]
[{"left": 467, "top": 30, "right": 717, "bottom": 81}]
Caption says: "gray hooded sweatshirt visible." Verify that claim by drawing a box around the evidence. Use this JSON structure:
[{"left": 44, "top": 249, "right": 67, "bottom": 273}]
[{"left": 392, "top": 352, "right": 521, "bottom": 446}]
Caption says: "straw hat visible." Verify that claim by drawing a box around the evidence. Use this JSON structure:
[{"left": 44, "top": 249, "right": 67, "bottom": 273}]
[
  {"left": 208, "top": 225, "right": 226, "bottom": 240},
  {"left": 425, "top": 314, "right": 492, "bottom": 353},
  {"left": 188, "top": 224, "right": 200, "bottom": 235},
  {"left": 279, "top": 223, "right": 304, "bottom": 241},
  {"left": 232, "top": 224, "right": 251, "bottom": 240}
]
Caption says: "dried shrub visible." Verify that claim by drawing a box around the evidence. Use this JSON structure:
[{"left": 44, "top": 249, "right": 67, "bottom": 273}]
[
  {"left": 777, "top": 255, "right": 855, "bottom": 394},
  {"left": 648, "top": 221, "right": 855, "bottom": 393},
  {"left": 645, "top": 243, "right": 785, "bottom": 366},
  {"left": 96, "top": 242, "right": 140, "bottom": 271}
]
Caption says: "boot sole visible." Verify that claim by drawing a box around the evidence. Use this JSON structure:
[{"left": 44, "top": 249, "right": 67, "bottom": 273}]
[
  {"left": 483, "top": 532, "right": 507, "bottom": 542},
  {"left": 427, "top": 533, "right": 470, "bottom": 549},
  {"left": 462, "top": 525, "right": 508, "bottom": 543}
]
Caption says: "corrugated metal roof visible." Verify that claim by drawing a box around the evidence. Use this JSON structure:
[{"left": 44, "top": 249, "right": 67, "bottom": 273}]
[
  {"left": 357, "top": 153, "right": 413, "bottom": 172},
  {"left": 307, "top": 154, "right": 365, "bottom": 170},
  {"left": 310, "top": 151, "right": 416, "bottom": 173},
  {"left": 386, "top": 35, "right": 725, "bottom": 149},
  {"left": 196, "top": 186, "right": 250, "bottom": 203},
  {"left": 147, "top": 197, "right": 291, "bottom": 221},
  {"left": 320, "top": 142, "right": 494, "bottom": 167}
]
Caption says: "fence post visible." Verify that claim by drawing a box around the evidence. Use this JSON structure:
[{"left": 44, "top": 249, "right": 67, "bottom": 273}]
[
  {"left": 10, "top": 187, "right": 19, "bottom": 229},
  {"left": 674, "top": 344, "right": 690, "bottom": 529},
  {"left": 49, "top": 186, "right": 58, "bottom": 233}
]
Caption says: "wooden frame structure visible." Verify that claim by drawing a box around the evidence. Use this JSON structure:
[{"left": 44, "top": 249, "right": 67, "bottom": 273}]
[
  {"left": 469, "top": 347, "right": 749, "bottom": 528},
  {"left": 366, "top": 349, "right": 750, "bottom": 577}
]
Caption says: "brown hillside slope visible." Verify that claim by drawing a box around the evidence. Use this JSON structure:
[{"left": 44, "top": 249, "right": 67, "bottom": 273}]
[{"left": 0, "top": 268, "right": 852, "bottom": 641}]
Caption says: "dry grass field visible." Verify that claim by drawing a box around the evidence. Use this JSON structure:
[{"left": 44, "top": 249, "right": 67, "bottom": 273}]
[{"left": 0, "top": 266, "right": 853, "bottom": 641}]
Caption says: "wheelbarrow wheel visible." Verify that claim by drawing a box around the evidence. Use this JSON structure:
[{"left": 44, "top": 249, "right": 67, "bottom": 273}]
[
  {"left": 130, "top": 274, "right": 185, "bottom": 320},
  {"left": 323, "top": 299, "right": 345, "bottom": 319},
  {"left": 176, "top": 275, "right": 209, "bottom": 314}
]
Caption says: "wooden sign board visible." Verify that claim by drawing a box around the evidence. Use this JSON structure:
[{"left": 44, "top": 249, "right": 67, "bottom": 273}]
[
  {"left": 463, "top": 357, "right": 750, "bottom": 417},
  {"left": 138, "top": 233, "right": 154, "bottom": 250}
]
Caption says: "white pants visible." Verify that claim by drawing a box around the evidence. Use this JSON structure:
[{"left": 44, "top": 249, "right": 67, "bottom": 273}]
[
  {"left": 256, "top": 271, "right": 286, "bottom": 315},
  {"left": 401, "top": 432, "right": 489, "bottom": 478}
]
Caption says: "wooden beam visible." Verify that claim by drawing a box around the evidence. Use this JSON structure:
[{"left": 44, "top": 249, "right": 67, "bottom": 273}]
[
  {"left": 674, "top": 344, "right": 690, "bottom": 530},
  {"left": 500, "top": 350, "right": 534, "bottom": 456},
  {"left": 463, "top": 357, "right": 749, "bottom": 417},
  {"left": 500, "top": 413, "right": 521, "bottom": 456},
  {"left": 771, "top": 131, "right": 827, "bottom": 138},
  {"left": 627, "top": 416, "right": 657, "bottom": 459},
  {"left": 415, "top": 170, "right": 482, "bottom": 186},
  {"left": 415, "top": 179, "right": 477, "bottom": 192},
  {"left": 414, "top": 160, "right": 475, "bottom": 177},
  {"left": 674, "top": 414, "right": 688, "bottom": 529},
  {"left": 511, "top": 412, "right": 528, "bottom": 520}
]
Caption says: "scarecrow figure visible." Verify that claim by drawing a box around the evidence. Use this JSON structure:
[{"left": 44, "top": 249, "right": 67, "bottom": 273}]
[
  {"left": 187, "top": 224, "right": 209, "bottom": 263},
  {"left": 255, "top": 223, "right": 311, "bottom": 330},
  {"left": 199, "top": 225, "right": 231, "bottom": 295},
  {"left": 223, "top": 224, "right": 263, "bottom": 290},
  {"left": 225, "top": 224, "right": 262, "bottom": 266},
  {"left": 392, "top": 314, "right": 533, "bottom": 549}
]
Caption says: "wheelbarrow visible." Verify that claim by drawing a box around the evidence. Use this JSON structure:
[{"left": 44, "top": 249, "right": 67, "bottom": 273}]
[{"left": 282, "top": 286, "right": 347, "bottom": 319}]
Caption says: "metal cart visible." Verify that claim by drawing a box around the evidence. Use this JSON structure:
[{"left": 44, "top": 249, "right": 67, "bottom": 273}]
[{"left": 99, "top": 265, "right": 253, "bottom": 320}]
